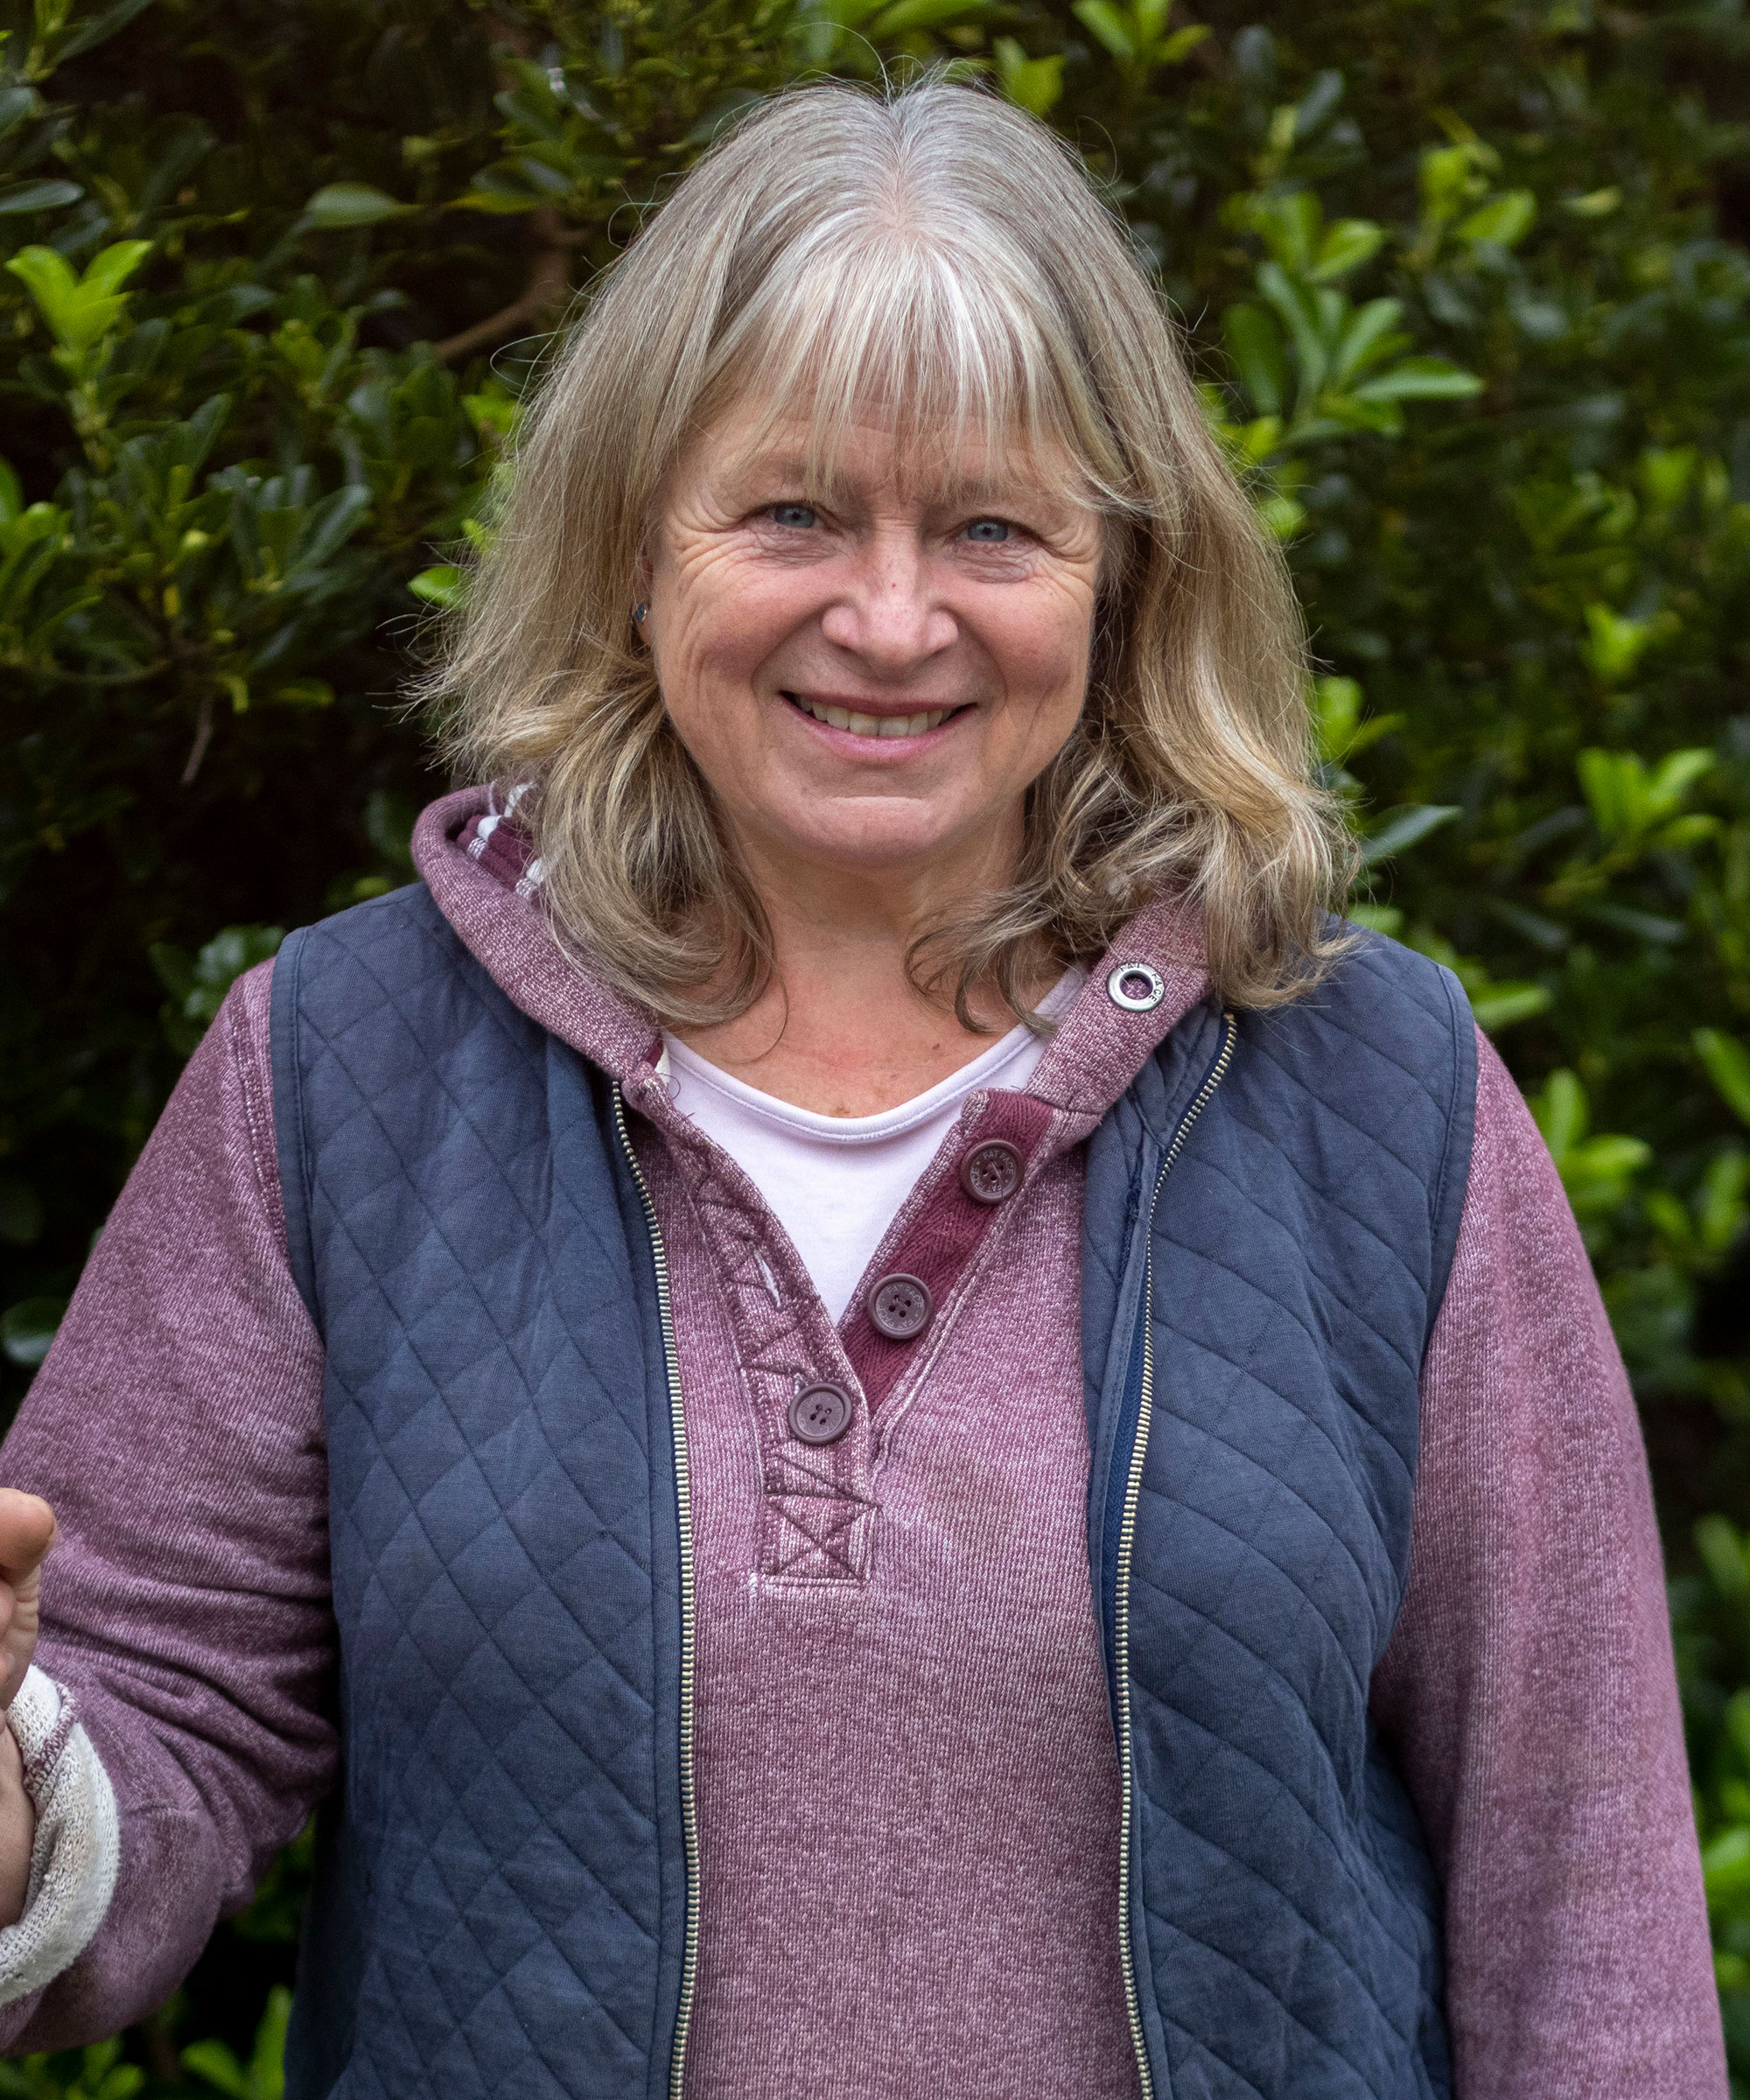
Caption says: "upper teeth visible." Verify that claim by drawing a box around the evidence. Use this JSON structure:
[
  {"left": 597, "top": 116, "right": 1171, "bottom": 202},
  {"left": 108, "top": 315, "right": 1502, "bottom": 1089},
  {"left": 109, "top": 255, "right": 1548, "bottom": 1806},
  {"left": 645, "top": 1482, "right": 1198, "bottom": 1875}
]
[{"left": 795, "top": 698, "right": 949, "bottom": 738}]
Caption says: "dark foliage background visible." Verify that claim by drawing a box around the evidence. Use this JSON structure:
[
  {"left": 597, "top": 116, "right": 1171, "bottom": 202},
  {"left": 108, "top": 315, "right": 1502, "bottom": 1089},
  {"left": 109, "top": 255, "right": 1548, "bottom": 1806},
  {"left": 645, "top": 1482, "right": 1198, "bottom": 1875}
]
[{"left": 3, "top": 0, "right": 1750, "bottom": 2086}]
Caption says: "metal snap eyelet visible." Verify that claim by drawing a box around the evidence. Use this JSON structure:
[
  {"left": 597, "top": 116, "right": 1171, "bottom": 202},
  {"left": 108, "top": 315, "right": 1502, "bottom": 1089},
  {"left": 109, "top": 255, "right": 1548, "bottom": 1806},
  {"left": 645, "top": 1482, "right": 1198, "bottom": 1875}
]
[{"left": 1107, "top": 962, "right": 1166, "bottom": 1012}]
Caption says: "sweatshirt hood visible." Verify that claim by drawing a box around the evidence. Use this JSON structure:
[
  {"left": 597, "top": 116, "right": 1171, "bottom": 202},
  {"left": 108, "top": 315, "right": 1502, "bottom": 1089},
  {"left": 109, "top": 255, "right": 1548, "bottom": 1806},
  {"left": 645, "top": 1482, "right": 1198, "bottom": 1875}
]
[{"left": 410, "top": 784, "right": 1213, "bottom": 1126}]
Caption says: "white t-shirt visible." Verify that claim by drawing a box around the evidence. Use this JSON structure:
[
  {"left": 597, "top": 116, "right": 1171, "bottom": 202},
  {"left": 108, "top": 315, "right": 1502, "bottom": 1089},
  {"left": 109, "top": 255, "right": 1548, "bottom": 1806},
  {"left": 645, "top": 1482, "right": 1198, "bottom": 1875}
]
[{"left": 662, "top": 973, "right": 1084, "bottom": 1322}]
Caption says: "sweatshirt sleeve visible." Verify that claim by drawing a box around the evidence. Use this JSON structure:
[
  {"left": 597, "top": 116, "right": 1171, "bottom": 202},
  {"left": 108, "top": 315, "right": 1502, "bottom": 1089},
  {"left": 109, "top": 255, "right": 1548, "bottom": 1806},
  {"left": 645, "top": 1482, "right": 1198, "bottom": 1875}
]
[
  {"left": 1371, "top": 1027, "right": 1726, "bottom": 2097},
  {"left": 0, "top": 959, "right": 337, "bottom": 2051}
]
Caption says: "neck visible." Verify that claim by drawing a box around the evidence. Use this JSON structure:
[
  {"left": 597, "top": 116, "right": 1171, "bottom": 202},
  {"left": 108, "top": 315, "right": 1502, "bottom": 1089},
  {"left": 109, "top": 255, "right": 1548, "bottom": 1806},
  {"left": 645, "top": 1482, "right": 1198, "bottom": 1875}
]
[{"left": 671, "top": 827, "right": 1041, "bottom": 1116}]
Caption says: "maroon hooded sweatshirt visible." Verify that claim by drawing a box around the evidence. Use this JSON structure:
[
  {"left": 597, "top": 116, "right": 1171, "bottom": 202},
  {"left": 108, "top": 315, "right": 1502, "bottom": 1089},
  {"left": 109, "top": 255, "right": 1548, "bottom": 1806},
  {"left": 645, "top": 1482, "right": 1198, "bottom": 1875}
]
[{"left": 0, "top": 788, "right": 1724, "bottom": 2096}]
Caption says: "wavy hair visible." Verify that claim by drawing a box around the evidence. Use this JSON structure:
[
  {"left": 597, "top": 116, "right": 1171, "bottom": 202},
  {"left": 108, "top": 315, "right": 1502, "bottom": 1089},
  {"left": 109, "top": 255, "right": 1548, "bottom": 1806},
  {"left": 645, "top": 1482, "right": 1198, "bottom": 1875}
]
[{"left": 429, "top": 75, "right": 1354, "bottom": 1024}]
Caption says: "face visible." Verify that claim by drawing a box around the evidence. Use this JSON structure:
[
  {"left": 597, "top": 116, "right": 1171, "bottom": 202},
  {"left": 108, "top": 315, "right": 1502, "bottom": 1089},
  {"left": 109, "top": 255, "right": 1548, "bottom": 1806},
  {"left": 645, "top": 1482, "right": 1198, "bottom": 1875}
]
[{"left": 640, "top": 397, "right": 1105, "bottom": 899}]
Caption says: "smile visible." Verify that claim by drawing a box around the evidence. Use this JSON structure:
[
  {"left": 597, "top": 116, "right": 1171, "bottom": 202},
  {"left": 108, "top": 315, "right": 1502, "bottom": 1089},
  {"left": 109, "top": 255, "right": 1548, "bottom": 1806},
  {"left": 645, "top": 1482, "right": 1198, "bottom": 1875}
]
[{"left": 783, "top": 692, "right": 960, "bottom": 740}]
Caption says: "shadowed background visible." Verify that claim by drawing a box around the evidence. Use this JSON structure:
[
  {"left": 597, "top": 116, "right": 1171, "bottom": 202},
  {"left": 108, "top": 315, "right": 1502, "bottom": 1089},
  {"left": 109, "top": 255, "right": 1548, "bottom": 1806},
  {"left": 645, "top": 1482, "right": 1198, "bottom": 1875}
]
[{"left": 2, "top": 0, "right": 1749, "bottom": 2087}]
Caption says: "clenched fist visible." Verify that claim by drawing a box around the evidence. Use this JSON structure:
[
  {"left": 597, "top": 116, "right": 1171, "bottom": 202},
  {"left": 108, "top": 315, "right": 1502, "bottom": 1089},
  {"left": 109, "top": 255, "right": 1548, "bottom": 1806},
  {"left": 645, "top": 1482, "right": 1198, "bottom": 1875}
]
[{"left": 0, "top": 1489, "right": 57, "bottom": 1928}]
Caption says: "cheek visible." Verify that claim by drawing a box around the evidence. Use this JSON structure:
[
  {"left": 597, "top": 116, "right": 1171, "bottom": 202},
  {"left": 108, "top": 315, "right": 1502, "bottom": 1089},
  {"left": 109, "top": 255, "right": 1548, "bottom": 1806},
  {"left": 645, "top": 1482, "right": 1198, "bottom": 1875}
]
[
  {"left": 659, "top": 551, "right": 808, "bottom": 697},
  {"left": 985, "top": 587, "right": 1096, "bottom": 725}
]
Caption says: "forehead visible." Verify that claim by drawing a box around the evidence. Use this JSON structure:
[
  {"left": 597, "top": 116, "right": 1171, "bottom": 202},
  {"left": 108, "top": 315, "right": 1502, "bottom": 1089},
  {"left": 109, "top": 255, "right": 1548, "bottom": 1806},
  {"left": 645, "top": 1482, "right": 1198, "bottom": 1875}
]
[{"left": 685, "top": 396, "right": 1101, "bottom": 514}]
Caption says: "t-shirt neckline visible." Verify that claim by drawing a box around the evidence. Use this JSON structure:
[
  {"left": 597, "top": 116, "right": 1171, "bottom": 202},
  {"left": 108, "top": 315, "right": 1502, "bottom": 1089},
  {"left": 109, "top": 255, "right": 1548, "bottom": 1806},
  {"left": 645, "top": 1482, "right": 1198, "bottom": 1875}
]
[{"left": 661, "top": 970, "right": 1084, "bottom": 1147}]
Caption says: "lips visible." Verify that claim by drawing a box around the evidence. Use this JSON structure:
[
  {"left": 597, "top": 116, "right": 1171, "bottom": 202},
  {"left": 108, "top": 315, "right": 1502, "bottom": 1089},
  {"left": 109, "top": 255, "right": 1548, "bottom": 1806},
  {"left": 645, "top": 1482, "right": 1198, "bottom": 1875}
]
[{"left": 782, "top": 692, "right": 962, "bottom": 740}]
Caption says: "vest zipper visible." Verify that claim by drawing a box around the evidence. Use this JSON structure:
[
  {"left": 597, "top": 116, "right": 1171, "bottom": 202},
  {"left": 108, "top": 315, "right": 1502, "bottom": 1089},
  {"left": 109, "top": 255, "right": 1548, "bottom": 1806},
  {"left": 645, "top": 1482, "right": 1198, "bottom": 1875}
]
[
  {"left": 1114, "top": 1011, "right": 1239, "bottom": 2100},
  {"left": 612, "top": 1083, "right": 700, "bottom": 2100}
]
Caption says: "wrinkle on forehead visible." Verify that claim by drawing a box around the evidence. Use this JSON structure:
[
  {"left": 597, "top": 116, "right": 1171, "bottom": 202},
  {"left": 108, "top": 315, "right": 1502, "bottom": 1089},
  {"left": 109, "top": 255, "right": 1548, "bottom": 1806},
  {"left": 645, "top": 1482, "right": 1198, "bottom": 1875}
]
[
  {"left": 722, "top": 410, "right": 1097, "bottom": 512},
  {"left": 690, "top": 219, "right": 1134, "bottom": 516}
]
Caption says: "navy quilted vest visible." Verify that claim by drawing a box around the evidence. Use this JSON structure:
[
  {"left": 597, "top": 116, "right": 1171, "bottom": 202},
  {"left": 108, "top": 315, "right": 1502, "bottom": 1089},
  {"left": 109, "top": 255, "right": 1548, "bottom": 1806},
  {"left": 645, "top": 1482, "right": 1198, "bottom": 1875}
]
[{"left": 270, "top": 882, "right": 1474, "bottom": 2100}]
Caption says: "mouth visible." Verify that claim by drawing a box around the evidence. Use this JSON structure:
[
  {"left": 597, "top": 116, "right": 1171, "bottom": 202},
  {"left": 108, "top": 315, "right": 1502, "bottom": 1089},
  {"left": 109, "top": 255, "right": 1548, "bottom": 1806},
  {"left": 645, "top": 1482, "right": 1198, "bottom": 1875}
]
[{"left": 781, "top": 692, "right": 967, "bottom": 741}]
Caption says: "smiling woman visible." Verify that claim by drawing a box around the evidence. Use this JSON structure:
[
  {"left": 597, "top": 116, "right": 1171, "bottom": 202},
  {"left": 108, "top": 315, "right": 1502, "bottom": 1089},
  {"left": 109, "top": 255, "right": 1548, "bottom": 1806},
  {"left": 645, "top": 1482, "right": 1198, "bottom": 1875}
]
[
  {"left": 628, "top": 400, "right": 1110, "bottom": 1108},
  {"left": 432, "top": 79, "right": 1344, "bottom": 1044},
  {"left": 0, "top": 70, "right": 1724, "bottom": 2100}
]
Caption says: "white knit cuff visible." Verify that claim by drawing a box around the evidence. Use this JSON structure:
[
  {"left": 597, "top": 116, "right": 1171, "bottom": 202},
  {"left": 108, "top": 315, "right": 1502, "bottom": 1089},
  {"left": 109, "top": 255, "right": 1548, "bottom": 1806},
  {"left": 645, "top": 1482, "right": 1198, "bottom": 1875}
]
[{"left": 0, "top": 1665, "right": 120, "bottom": 2006}]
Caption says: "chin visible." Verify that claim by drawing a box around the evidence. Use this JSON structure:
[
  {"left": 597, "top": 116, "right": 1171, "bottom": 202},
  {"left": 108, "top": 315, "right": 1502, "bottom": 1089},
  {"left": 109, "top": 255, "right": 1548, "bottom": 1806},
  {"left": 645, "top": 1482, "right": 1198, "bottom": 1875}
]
[{"left": 780, "top": 808, "right": 970, "bottom": 871}]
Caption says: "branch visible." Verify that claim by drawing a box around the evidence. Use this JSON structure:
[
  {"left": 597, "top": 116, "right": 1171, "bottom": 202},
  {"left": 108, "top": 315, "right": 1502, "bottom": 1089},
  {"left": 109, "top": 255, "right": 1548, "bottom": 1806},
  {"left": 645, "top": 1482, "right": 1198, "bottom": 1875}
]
[
  {"left": 180, "top": 689, "right": 214, "bottom": 786},
  {"left": 434, "top": 206, "right": 573, "bottom": 363}
]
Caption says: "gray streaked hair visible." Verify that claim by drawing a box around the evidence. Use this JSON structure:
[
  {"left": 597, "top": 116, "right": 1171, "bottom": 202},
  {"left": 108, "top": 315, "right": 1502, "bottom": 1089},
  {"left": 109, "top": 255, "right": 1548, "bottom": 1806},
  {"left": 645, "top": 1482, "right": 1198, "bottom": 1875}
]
[{"left": 429, "top": 74, "right": 1354, "bottom": 1024}]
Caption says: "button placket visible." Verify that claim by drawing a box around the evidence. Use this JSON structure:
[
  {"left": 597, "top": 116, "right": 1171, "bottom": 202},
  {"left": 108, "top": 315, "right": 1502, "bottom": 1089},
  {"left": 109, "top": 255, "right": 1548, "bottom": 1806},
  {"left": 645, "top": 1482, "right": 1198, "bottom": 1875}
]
[{"left": 634, "top": 1088, "right": 877, "bottom": 1582}]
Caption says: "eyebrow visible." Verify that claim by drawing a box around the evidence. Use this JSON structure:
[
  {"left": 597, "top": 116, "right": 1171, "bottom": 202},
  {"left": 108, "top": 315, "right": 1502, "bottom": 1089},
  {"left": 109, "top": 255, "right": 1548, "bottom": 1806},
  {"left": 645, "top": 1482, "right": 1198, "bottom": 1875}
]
[{"left": 723, "top": 451, "right": 1085, "bottom": 513}]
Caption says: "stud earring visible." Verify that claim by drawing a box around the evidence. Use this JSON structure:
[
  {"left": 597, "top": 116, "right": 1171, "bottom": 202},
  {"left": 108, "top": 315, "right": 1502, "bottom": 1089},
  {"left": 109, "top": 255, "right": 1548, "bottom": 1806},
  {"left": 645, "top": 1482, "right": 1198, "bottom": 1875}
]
[{"left": 633, "top": 602, "right": 648, "bottom": 624}]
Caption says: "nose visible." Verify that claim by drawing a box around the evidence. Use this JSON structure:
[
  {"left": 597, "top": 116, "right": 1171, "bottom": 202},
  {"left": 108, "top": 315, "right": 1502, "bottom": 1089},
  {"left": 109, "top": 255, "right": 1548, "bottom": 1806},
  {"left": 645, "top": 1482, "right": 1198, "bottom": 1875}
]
[{"left": 818, "top": 528, "right": 956, "bottom": 673}]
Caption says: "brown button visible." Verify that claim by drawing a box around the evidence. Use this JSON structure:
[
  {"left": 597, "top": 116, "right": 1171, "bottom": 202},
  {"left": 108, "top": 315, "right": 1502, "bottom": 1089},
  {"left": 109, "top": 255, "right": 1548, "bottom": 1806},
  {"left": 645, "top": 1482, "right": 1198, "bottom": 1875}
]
[
  {"left": 868, "top": 1272, "right": 933, "bottom": 1341},
  {"left": 959, "top": 1138, "right": 1023, "bottom": 1206},
  {"left": 788, "top": 1382, "right": 854, "bottom": 1446}
]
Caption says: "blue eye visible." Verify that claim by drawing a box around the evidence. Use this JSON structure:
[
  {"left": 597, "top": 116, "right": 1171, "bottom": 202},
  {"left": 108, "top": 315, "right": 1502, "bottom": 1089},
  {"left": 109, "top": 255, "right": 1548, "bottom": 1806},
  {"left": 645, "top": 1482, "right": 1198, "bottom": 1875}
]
[
  {"left": 964, "top": 518, "right": 1011, "bottom": 542},
  {"left": 771, "top": 503, "right": 817, "bottom": 528}
]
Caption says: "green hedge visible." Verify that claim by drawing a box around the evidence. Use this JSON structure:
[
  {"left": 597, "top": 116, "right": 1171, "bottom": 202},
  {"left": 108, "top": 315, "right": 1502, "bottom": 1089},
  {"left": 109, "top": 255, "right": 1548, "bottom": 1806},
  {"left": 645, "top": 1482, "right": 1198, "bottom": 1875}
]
[{"left": 2, "top": 0, "right": 1748, "bottom": 2082}]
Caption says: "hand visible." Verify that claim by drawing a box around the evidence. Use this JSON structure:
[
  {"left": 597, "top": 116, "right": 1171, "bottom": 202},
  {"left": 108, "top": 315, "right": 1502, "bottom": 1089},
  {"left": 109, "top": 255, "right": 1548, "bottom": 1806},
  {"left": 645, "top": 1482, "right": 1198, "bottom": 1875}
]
[{"left": 0, "top": 1490, "right": 56, "bottom": 1928}]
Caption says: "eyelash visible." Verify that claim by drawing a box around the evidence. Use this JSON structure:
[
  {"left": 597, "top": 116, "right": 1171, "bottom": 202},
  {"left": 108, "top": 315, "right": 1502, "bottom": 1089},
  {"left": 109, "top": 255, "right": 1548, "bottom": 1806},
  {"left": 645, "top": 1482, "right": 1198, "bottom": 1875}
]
[{"left": 765, "top": 505, "right": 1019, "bottom": 543}]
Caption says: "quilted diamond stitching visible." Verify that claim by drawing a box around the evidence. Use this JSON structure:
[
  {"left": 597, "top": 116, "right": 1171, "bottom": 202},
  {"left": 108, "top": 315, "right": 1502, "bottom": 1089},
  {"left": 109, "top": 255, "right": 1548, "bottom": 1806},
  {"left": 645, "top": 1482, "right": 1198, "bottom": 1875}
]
[
  {"left": 1116, "top": 936, "right": 1463, "bottom": 2100},
  {"left": 280, "top": 890, "right": 677, "bottom": 2096}
]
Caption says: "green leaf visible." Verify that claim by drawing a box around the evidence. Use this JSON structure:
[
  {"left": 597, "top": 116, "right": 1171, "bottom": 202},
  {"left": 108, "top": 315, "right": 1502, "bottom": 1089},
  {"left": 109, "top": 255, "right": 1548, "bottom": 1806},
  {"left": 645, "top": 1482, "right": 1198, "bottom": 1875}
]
[
  {"left": 1312, "top": 673, "right": 1363, "bottom": 763},
  {"left": 1348, "top": 357, "right": 1483, "bottom": 402},
  {"left": 1308, "top": 218, "right": 1383, "bottom": 283},
  {"left": 1347, "top": 903, "right": 1404, "bottom": 934},
  {"left": 1256, "top": 491, "right": 1305, "bottom": 538},
  {"left": 301, "top": 183, "right": 410, "bottom": 228},
  {"left": 1, "top": 1297, "right": 65, "bottom": 1369},
  {"left": 1697, "top": 1515, "right": 1750, "bottom": 1601},
  {"left": 271, "top": 678, "right": 333, "bottom": 709},
  {"left": 249, "top": 1984, "right": 291, "bottom": 2098},
  {"left": 1648, "top": 746, "right": 1716, "bottom": 813},
  {"left": 160, "top": 926, "right": 286, "bottom": 1032},
  {"left": 182, "top": 2041, "right": 252, "bottom": 2100},
  {"left": 1072, "top": 0, "right": 1135, "bottom": 62},
  {"left": 992, "top": 38, "right": 1064, "bottom": 115},
  {"left": 365, "top": 790, "right": 418, "bottom": 873},
  {"left": 1356, "top": 803, "right": 1460, "bottom": 866},
  {"left": 1456, "top": 189, "right": 1536, "bottom": 248},
  {"left": 1579, "top": 605, "right": 1655, "bottom": 683},
  {"left": 1697, "top": 1030, "right": 1750, "bottom": 1130},
  {"left": 0, "top": 178, "right": 82, "bottom": 215},
  {"left": 1222, "top": 303, "right": 1285, "bottom": 417},
  {"left": 84, "top": 241, "right": 156, "bottom": 298},
  {"left": 50, "top": 0, "right": 158, "bottom": 64},
  {"left": 1291, "top": 67, "right": 1345, "bottom": 138},
  {"left": 866, "top": 0, "right": 989, "bottom": 31},
  {"left": 1469, "top": 984, "right": 1552, "bottom": 1032},
  {"left": 1249, "top": 191, "right": 1321, "bottom": 271},
  {"left": 1256, "top": 261, "right": 1329, "bottom": 398},
  {"left": 1158, "top": 22, "right": 1209, "bottom": 60},
  {"left": 408, "top": 563, "right": 465, "bottom": 608},
  {"left": 1530, "top": 1067, "right": 1587, "bottom": 1160},
  {"left": 5, "top": 239, "right": 152, "bottom": 356},
  {"left": 1705, "top": 1825, "right": 1750, "bottom": 1913},
  {"left": 1329, "top": 298, "right": 1406, "bottom": 384}
]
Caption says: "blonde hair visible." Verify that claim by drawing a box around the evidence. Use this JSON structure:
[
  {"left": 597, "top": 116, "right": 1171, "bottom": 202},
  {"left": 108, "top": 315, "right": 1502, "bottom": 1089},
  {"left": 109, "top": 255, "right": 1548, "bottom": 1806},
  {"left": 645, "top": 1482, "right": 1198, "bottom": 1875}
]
[{"left": 430, "top": 75, "right": 1354, "bottom": 1024}]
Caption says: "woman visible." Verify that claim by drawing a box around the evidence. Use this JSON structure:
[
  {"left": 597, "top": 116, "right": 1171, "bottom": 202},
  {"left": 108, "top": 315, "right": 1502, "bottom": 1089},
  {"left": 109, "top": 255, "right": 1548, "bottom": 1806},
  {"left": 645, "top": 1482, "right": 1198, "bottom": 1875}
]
[{"left": 0, "top": 76, "right": 1723, "bottom": 2100}]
